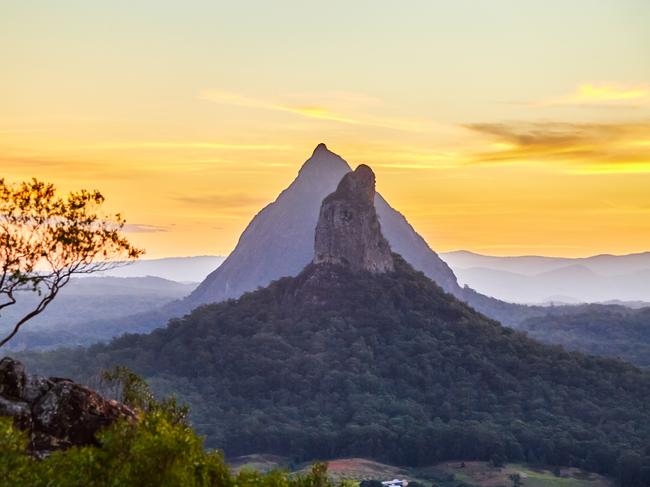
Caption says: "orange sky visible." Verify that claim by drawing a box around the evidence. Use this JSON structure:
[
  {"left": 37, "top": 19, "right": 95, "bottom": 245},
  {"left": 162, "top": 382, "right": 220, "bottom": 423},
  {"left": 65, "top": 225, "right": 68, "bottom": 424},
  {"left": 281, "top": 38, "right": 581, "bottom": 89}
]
[{"left": 2, "top": 1, "right": 649, "bottom": 258}]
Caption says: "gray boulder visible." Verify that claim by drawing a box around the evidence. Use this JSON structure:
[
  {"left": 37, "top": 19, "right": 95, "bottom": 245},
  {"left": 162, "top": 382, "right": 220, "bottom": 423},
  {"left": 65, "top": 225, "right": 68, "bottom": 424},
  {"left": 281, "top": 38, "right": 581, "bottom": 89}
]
[{"left": 0, "top": 357, "right": 136, "bottom": 456}]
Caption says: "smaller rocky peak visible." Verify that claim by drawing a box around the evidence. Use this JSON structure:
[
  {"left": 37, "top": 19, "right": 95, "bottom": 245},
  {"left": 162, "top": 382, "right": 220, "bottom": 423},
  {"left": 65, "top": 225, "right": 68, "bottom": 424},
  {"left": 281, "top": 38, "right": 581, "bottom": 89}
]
[
  {"left": 331, "top": 163, "right": 375, "bottom": 202},
  {"left": 314, "top": 164, "right": 394, "bottom": 273}
]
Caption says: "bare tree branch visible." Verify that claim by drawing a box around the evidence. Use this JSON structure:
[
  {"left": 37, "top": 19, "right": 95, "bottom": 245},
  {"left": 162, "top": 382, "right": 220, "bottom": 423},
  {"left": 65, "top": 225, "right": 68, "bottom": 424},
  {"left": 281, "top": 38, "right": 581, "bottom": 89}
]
[{"left": 0, "top": 177, "right": 144, "bottom": 348}]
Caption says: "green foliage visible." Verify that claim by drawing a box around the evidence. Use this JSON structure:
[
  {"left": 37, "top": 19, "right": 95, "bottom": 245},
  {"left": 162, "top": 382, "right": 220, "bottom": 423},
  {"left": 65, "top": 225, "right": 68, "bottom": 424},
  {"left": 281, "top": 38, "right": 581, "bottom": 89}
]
[
  {"left": 518, "top": 305, "right": 650, "bottom": 368},
  {"left": 0, "top": 368, "right": 338, "bottom": 486},
  {"left": 19, "top": 257, "right": 650, "bottom": 486},
  {"left": 100, "top": 365, "right": 189, "bottom": 425},
  {"left": 101, "top": 365, "right": 155, "bottom": 410},
  {"left": 0, "top": 417, "right": 34, "bottom": 485},
  {"left": 0, "top": 410, "right": 340, "bottom": 487}
]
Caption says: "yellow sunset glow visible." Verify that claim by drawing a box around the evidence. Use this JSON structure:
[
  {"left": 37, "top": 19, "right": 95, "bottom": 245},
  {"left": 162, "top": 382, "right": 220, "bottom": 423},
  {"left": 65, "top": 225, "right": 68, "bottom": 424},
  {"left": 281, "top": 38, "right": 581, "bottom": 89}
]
[
  {"left": 2, "top": 1, "right": 649, "bottom": 259},
  {"left": 577, "top": 84, "right": 649, "bottom": 102}
]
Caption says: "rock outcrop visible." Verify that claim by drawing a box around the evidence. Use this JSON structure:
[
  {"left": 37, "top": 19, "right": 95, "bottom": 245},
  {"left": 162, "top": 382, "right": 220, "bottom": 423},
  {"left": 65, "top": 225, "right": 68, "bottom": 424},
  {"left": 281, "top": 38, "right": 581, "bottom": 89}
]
[
  {"left": 0, "top": 357, "right": 136, "bottom": 456},
  {"left": 182, "top": 144, "right": 461, "bottom": 311},
  {"left": 314, "top": 164, "right": 394, "bottom": 273}
]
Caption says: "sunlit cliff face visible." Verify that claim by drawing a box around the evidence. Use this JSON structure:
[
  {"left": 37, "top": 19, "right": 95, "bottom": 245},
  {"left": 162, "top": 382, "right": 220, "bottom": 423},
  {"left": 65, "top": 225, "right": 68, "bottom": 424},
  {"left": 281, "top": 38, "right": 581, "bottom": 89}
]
[{"left": 2, "top": 1, "right": 649, "bottom": 258}]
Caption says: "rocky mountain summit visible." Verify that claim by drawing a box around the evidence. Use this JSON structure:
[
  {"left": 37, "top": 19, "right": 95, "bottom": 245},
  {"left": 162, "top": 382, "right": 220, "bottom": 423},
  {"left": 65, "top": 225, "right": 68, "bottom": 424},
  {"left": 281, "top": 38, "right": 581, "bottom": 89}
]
[
  {"left": 184, "top": 144, "right": 459, "bottom": 308},
  {"left": 0, "top": 357, "right": 136, "bottom": 456},
  {"left": 314, "top": 165, "right": 394, "bottom": 273}
]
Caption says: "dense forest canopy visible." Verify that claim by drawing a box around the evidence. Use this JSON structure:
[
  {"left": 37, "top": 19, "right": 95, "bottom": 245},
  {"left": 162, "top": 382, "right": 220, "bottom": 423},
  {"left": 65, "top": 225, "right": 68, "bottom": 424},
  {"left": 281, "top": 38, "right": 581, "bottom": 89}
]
[
  {"left": 23, "top": 256, "right": 650, "bottom": 486},
  {"left": 517, "top": 305, "right": 650, "bottom": 368},
  {"left": 0, "top": 391, "right": 335, "bottom": 487}
]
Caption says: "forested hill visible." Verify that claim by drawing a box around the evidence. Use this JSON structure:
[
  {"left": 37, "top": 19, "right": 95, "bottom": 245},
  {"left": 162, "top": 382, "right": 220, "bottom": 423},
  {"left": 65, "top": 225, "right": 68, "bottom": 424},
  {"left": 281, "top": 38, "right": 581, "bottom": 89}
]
[
  {"left": 517, "top": 304, "right": 650, "bottom": 368},
  {"left": 24, "top": 256, "right": 650, "bottom": 484}
]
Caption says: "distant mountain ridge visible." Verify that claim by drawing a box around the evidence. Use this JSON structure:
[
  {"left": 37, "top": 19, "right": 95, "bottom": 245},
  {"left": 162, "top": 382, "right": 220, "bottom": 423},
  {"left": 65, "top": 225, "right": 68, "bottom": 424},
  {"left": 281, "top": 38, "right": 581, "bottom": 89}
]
[
  {"left": 2, "top": 276, "right": 196, "bottom": 351},
  {"left": 441, "top": 251, "right": 650, "bottom": 304},
  {"left": 518, "top": 304, "right": 650, "bottom": 367},
  {"left": 98, "top": 255, "right": 225, "bottom": 282},
  {"left": 442, "top": 250, "right": 650, "bottom": 276}
]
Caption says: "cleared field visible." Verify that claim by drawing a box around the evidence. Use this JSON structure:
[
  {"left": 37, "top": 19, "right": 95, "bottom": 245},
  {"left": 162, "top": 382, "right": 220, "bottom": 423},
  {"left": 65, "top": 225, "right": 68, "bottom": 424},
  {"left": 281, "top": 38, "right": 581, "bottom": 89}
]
[
  {"left": 229, "top": 454, "right": 291, "bottom": 474},
  {"left": 230, "top": 456, "right": 612, "bottom": 487},
  {"left": 430, "top": 461, "right": 611, "bottom": 487}
]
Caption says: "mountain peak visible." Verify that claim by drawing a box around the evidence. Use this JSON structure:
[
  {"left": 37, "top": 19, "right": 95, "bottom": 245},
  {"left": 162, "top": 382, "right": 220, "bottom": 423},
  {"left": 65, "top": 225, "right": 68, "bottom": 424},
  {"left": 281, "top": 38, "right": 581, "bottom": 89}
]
[
  {"left": 185, "top": 144, "right": 461, "bottom": 309},
  {"left": 296, "top": 143, "right": 350, "bottom": 183},
  {"left": 314, "top": 165, "right": 394, "bottom": 273}
]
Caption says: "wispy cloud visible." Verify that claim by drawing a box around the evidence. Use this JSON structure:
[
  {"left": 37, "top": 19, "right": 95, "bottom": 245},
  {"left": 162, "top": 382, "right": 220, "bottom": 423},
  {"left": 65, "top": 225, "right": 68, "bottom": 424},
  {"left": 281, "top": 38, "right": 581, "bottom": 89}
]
[
  {"left": 464, "top": 121, "right": 650, "bottom": 173},
  {"left": 173, "top": 192, "right": 267, "bottom": 209},
  {"left": 200, "top": 90, "right": 430, "bottom": 132},
  {"left": 66, "top": 142, "right": 291, "bottom": 151},
  {"left": 0, "top": 155, "right": 149, "bottom": 180},
  {"left": 123, "top": 223, "right": 169, "bottom": 233},
  {"left": 536, "top": 83, "right": 650, "bottom": 107}
]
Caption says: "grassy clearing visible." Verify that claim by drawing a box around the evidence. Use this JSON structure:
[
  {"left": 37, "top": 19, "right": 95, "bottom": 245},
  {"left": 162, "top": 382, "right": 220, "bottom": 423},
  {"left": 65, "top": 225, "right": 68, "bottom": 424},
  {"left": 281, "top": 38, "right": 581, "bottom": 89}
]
[{"left": 430, "top": 461, "right": 611, "bottom": 487}]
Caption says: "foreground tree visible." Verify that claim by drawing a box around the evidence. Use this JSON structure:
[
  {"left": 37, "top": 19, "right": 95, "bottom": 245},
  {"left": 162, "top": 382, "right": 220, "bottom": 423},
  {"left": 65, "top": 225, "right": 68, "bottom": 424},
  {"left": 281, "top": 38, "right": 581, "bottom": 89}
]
[
  {"left": 0, "top": 366, "right": 335, "bottom": 487},
  {"left": 0, "top": 178, "right": 143, "bottom": 347},
  {"left": 1, "top": 413, "right": 335, "bottom": 487}
]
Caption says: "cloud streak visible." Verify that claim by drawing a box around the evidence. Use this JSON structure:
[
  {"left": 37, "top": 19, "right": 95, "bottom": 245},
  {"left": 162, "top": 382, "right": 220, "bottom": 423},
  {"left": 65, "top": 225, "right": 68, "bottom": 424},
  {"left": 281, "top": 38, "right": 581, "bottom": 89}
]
[
  {"left": 0, "top": 155, "right": 151, "bottom": 180},
  {"left": 200, "top": 90, "right": 430, "bottom": 132},
  {"left": 173, "top": 192, "right": 267, "bottom": 209},
  {"left": 66, "top": 142, "right": 291, "bottom": 151},
  {"left": 537, "top": 83, "right": 650, "bottom": 107},
  {"left": 464, "top": 121, "right": 650, "bottom": 173},
  {"left": 123, "top": 223, "right": 170, "bottom": 233}
]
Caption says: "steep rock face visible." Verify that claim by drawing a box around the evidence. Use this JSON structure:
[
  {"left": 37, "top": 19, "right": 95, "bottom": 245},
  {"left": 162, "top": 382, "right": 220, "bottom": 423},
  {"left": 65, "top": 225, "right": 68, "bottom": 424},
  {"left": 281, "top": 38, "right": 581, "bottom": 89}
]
[
  {"left": 314, "top": 165, "right": 394, "bottom": 273},
  {"left": 185, "top": 143, "right": 352, "bottom": 307},
  {"left": 0, "top": 357, "right": 136, "bottom": 456},
  {"left": 184, "top": 144, "right": 460, "bottom": 308}
]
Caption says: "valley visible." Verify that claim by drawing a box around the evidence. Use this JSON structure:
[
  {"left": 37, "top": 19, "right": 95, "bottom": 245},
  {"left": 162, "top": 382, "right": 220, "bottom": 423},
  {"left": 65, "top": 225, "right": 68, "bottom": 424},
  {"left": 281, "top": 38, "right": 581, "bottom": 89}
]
[{"left": 231, "top": 457, "right": 613, "bottom": 487}]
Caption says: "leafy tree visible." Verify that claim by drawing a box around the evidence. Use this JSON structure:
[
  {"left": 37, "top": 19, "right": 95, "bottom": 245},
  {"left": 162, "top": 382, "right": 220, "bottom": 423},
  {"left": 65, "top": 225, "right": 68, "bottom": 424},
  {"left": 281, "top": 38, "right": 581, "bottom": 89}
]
[
  {"left": 101, "top": 365, "right": 189, "bottom": 426},
  {"left": 0, "top": 369, "right": 339, "bottom": 486},
  {"left": 0, "top": 178, "right": 143, "bottom": 347},
  {"left": 0, "top": 415, "right": 341, "bottom": 487}
]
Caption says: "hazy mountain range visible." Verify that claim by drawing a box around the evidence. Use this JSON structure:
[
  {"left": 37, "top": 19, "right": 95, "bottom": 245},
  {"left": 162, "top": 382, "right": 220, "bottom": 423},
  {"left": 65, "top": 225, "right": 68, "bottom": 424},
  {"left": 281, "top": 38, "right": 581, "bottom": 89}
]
[
  {"left": 94, "top": 250, "right": 650, "bottom": 307},
  {"left": 97, "top": 255, "right": 225, "bottom": 282},
  {"left": 441, "top": 250, "right": 650, "bottom": 304},
  {"left": 1, "top": 276, "right": 196, "bottom": 351}
]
